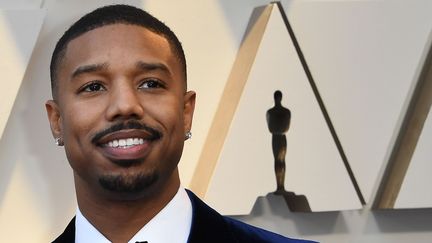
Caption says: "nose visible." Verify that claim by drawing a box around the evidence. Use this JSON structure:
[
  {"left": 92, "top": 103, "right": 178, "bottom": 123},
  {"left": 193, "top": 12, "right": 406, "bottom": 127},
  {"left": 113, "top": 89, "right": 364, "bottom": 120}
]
[{"left": 105, "top": 80, "right": 145, "bottom": 121}]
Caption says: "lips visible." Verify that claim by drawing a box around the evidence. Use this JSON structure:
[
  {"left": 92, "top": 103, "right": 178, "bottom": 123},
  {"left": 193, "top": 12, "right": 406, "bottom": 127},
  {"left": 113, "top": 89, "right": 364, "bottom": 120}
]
[{"left": 94, "top": 129, "right": 159, "bottom": 162}]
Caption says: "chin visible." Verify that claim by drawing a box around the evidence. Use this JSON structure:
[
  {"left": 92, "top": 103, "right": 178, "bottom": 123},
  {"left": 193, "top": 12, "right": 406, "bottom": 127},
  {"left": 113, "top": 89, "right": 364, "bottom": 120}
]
[{"left": 98, "top": 170, "right": 160, "bottom": 196}]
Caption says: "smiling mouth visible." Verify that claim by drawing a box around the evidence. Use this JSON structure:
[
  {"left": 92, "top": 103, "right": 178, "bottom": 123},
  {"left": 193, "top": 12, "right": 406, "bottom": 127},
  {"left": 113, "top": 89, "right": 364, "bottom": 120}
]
[
  {"left": 94, "top": 129, "right": 161, "bottom": 163},
  {"left": 91, "top": 121, "right": 162, "bottom": 163},
  {"left": 91, "top": 120, "right": 162, "bottom": 145}
]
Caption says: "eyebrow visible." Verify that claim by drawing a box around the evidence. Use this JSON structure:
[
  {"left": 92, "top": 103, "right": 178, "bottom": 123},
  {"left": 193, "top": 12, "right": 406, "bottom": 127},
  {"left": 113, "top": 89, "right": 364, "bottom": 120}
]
[
  {"left": 71, "top": 62, "right": 109, "bottom": 79},
  {"left": 135, "top": 61, "right": 172, "bottom": 77},
  {"left": 70, "top": 61, "right": 172, "bottom": 79}
]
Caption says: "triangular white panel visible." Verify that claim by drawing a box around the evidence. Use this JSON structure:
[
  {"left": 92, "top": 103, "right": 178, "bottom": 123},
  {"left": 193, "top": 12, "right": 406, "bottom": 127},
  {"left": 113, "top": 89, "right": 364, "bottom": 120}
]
[
  {"left": 285, "top": 1, "right": 432, "bottom": 204},
  {"left": 204, "top": 5, "right": 361, "bottom": 214},
  {"left": 0, "top": 10, "right": 45, "bottom": 140}
]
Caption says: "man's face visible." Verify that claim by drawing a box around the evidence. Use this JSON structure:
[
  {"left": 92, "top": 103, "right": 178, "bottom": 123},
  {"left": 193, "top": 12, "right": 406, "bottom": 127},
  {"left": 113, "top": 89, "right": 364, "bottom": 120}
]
[{"left": 46, "top": 24, "right": 195, "bottom": 199}]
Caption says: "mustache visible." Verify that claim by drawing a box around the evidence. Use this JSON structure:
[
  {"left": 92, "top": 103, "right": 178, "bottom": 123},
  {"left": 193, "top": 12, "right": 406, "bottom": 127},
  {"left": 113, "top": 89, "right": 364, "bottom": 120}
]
[{"left": 91, "top": 120, "right": 162, "bottom": 144}]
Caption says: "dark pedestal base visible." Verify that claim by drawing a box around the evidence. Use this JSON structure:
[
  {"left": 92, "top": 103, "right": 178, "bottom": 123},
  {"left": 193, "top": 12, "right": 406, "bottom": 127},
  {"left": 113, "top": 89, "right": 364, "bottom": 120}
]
[{"left": 274, "top": 190, "right": 311, "bottom": 212}]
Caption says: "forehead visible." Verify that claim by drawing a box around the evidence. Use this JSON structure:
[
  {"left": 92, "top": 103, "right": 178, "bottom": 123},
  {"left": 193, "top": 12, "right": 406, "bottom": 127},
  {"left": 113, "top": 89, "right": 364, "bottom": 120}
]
[{"left": 59, "top": 23, "right": 181, "bottom": 81}]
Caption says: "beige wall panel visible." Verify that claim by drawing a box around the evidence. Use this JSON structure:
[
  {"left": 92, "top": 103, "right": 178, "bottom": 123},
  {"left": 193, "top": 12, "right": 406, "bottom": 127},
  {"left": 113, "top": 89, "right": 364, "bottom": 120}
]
[
  {"left": 0, "top": 161, "right": 53, "bottom": 242},
  {"left": 0, "top": 9, "right": 49, "bottom": 242},
  {"left": 395, "top": 101, "right": 432, "bottom": 208}
]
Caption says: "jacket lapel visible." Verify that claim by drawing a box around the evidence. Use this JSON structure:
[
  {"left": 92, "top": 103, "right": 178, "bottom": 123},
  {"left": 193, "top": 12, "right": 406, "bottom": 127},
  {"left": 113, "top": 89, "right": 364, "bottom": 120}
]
[
  {"left": 186, "top": 190, "right": 238, "bottom": 243},
  {"left": 52, "top": 217, "right": 75, "bottom": 243}
]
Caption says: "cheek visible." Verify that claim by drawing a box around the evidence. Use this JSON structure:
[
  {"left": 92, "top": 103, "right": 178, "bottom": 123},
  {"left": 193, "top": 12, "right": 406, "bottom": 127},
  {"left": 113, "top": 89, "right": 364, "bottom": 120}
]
[
  {"left": 153, "top": 96, "right": 184, "bottom": 131},
  {"left": 61, "top": 100, "right": 105, "bottom": 142},
  {"left": 61, "top": 106, "right": 104, "bottom": 174}
]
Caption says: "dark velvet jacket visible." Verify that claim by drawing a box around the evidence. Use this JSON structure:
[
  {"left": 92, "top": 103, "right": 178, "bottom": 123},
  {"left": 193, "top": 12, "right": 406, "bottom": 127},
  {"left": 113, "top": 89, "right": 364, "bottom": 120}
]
[{"left": 53, "top": 190, "right": 316, "bottom": 243}]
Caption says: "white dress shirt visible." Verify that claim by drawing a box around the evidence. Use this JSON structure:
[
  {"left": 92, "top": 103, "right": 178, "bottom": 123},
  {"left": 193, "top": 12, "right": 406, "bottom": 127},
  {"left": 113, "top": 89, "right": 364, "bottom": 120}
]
[{"left": 75, "top": 186, "right": 193, "bottom": 243}]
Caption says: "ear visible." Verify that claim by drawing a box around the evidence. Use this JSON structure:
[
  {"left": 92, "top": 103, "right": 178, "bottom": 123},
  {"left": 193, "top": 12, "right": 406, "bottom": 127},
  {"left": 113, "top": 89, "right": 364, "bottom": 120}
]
[
  {"left": 45, "top": 100, "right": 63, "bottom": 139},
  {"left": 183, "top": 91, "right": 196, "bottom": 133}
]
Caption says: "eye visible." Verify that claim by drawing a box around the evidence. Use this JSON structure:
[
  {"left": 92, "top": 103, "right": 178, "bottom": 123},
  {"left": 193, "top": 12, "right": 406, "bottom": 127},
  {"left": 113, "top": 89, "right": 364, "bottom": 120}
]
[
  {"left": 138, "top": 79, "right": 165, "bottom": 89},
  {"left": 81, "top": 82, "right": 106, "bottom": 92}
]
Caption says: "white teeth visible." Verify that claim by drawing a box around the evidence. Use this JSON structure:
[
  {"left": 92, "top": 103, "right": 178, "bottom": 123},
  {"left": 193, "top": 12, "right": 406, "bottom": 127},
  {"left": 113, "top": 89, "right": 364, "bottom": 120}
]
[{"left": 106, "top": 138, "right": 145, "bottom": 148}]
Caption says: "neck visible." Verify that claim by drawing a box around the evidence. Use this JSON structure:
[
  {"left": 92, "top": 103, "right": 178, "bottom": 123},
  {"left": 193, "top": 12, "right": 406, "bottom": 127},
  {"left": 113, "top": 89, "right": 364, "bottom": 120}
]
[{"left": 75, "top": 170, "right": 180, "bottom": 243}]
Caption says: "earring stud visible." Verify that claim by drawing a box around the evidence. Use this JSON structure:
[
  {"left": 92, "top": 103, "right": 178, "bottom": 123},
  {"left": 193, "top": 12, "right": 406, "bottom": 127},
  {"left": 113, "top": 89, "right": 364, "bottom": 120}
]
[
  {"left": 55, "top": 137, "right": 64, "bottom": 146},
  {"left": 185, "top": 131, "right": 192, "bottom": 140}
]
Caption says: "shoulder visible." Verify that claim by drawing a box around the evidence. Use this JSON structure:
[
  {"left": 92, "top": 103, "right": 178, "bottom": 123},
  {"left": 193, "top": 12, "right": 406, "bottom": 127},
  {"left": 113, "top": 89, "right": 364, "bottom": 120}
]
[
  {"left": 186, "top": 189, "right": 317, "bottom": 243},
  {"left": 224, "top": 216, "right": 315, "bottom": 243}
]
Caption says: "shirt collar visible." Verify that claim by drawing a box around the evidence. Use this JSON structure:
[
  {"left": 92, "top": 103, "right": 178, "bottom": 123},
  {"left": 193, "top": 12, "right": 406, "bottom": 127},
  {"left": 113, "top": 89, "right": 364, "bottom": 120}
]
[{"left": 75, "top": 186, "right": 193, "bottom": 243}]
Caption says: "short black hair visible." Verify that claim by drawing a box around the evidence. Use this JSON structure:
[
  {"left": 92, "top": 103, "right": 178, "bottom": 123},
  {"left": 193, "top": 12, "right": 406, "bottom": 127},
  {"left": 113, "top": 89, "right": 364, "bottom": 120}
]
[{"left": 50, "top": 4, "right": 186, "bottom": 99}]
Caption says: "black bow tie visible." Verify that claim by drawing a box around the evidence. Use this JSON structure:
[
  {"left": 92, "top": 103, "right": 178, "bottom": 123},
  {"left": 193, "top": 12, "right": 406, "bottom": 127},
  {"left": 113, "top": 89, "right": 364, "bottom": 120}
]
[{"left": 135, "top": 241, "right": 148, "bottom": 243}]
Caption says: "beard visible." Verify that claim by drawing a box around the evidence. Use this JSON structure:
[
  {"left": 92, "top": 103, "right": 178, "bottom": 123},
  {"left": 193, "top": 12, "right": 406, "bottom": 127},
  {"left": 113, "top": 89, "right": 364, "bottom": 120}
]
[{"left": 98, "top": 171, "right": 159, "bottom": 194}]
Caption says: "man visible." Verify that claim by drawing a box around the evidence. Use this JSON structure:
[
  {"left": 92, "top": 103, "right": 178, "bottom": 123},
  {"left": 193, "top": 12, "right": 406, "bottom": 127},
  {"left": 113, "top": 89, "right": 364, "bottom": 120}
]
[{"left": 46, "top": 4, "right": 316, "bottom": 243}]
